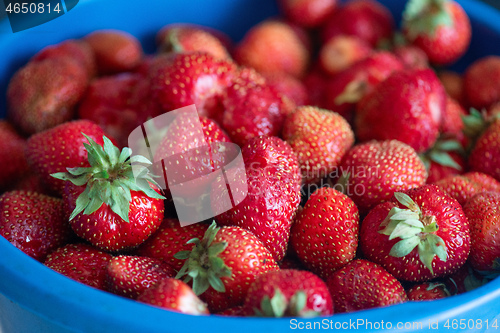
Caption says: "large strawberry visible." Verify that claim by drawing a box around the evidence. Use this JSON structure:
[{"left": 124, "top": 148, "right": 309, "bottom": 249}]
[
  {"left": 283, "top": 106, "right": 354, "bottom": 185},
  {"left": 326, "top": 259, "right": 407, "bottom": 313},
  {"left": 290, "top": 187, "right": 359, "bottom": 279},
  {"left": 360, "top": 185, "right": 470, "bottom": 281},
  {"left": 174, "top": 222, "right": 280, "bottom": 312},
  {"left": 213, "top": 136, "right": 301, "bottom": 262},
  {"left": 403, "top": 0, "right": 471, "bottom": 65},
  {"left": 52, "top": 135, "right": 165, "bottom": 251},
  {"left": 243, "top": 269, "right": 334, "bottom": 317},
  {"left": 355, "top": 68, "right": 446, "bottom": 153},
  {"left": 0, "top": 120, "right": 29, "bottom": 190},
  {"left": 434, "top": 172, "right": 500, "bottom": 206},
  {"left": 0, "top": 190, "right": 71, "bottom": 262},
  {"left": 468, "top": 119, "right": 500, "bottom": 182}
]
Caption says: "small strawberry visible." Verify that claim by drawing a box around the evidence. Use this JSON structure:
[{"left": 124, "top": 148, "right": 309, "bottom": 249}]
[
  {"left": 234, "top": 20, "right": 310, "bottom": 78},
  {"left": 0, "top": 191, "right": 71, "bottom": 262},
  {"left": 355, "top": 68, "right": 446, "bottom": 153},
  {"left": 337, "top": 140, "right": 427, "bottom": 215},
  {"left": 52, "top": 135, "right": 165, "bottom": 251},
  {"left": 283, "top": 106, "right": 354, "bottom": 185},
  {"left": 44, "top": 243, "right": 113, "bottom": 290},
  {"left": 213, "top": 136, "right": 301, "bottom": 262},
  {"left": 157, "top": 23, "right": 233, "bottom": 53},
  {"left": 278, "top": 0, "right": 338, "bottom": 28},
  {"left": 469, "top": 119, "right": 500, "bottom": 182},
  {"left": 360, "top": 185, "right": 470, "bottom": 281},
  {"left": 321, "top": 0, "right": 394, "bottom": 47},
  {"left": 403, "top": 0, "right": 471, "bottom": 65},
  {"left": 290, "top": 187, "right": 359, "bottom": 279},
  {"left": 464, "top": 56, "right": 500, "bottom": 109},
  {"left": 26, "top": 120, "right": 108, "bottom": 194},
  {"left": 0, "top": 120, "right": 29, "bottom": 190},
  {"left": 243, "top": 269, "right": 334, "bottom": 317},
  {"left": 434, "top": 172, "right": 500, "bottom": 206},
  {"left": 319, "top": 35, "right": 372, "bottom": 77},
  {"left": 137, "top": 278, "right": 209, "bottom": 315},
  {"left": 326, "top": 259, "right": 407, "bottom": 313},
  {"left": 406, "top": 282, "right": 450, "bottom": 301},
  {"left": 174, "top": 222, "right": 280, "bottom": 312},
  {"left": 105, "top": 255, "right": 176, "bottom": 299},
  {"left": 84, "top": 30, "right": 143, "bottom": 75},
  {"left": 463, "top": 191, "right": 500, "bottom": 272}
]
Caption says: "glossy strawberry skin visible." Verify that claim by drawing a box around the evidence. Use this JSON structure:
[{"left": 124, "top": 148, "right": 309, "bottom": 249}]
[
  {"left": 0, "top": 121, "right": 29, "bottom": 190},
  {"left": 326, "top": 259, "right": 407, "bottom": 313},
  {"left": 469, "top": 119, "right": 500, "bottom": 182},
  {"left": 44, "top": 243, "right": 113, "bottom": 290},
  {"left": 290, "top": 187, "right": 359, "bottom": 279},
  {"left": 360, "top": 185, "right": 470, "bottom": 282},
  {"left": 434, "top": 172, "right": 500, "bottom": 206},
  {"left": 0, "top": 191, "right": 72, "bottom": 262}
]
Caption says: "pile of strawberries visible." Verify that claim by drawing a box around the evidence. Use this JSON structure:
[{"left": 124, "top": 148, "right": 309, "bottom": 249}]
[{"left": 1, "top": 0, "right": 500, "bottom": 317}]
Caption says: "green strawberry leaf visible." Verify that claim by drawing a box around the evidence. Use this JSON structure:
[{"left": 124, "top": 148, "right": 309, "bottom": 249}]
[
  {"left": 428, "top": 150, "right": 462, "bottom": 170},
  {"left": 390, "top": 236, "right": 421, "bottom": 257}
]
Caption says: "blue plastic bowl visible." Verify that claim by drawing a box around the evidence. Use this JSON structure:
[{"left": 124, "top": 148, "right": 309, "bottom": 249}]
[{"left": 1, "top": 0, "right": 500, "bottom": 332}]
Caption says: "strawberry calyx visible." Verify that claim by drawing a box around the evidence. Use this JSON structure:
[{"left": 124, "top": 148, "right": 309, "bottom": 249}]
[
  {"left": 419, "top": 139, "right": 464, "bottom": 171},
  {"left": 334, "top": 77, "right": 368, "bottom": 105},
  {"left": 403, "top": 0, "right": 453, "bottom": 40},
  {"left": 174, "top": 221, "right": 231, "bottom": 296},
  {"left": 462, "top": 108, "right": 500, "bottom": 148},
  {"left": 426, "top": 282, "right": 451, "bottom": 296},
  {"left": 254, "top": 289, "right": 319, "bottom": 318},
  {"left": 51, "top": 133, "right": 165, "bottom": 222},
  {"left": 379, "top": 192, "right": 447, "bottom": 274}
]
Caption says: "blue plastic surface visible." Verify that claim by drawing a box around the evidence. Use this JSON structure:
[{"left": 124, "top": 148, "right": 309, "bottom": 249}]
[{"left": 0, "top": 1, "right": 500, "bottom": 332}]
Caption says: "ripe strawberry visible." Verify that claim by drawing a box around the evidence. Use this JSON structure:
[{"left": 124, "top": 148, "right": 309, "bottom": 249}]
[
  {"left": 26, "top": 120, "right": 107, "bottom": 194},
  {"left": 175, "top": 223, "right": 280, "bottom": 312},
  {"left": 137, "top": 278, "right": 209, "bottom": 315},
  {"left": 243, "top": 269, "right": 333, "bottom": 317},
  {"left": 0, "top": 120, "right": 28, "bottom": 190},
  {"left": 7, "top": 57, "right": 88, "bottom": 135},
  {"left": 438, "top": 71, "right": 465, "bottom": 106},
  {"left": 52, "top": 135, "right": 165, "bottom": 251},
  {"left": 105, "top": 255, "right": 176, "bottom": 299},
  {"left": 150, "top": 52, "right": 236, "bottom": 121},
  {"left": 84, "top": 30, "right": 143, "bottom": 74},
  {"left": 221, "top": 68, "right": 293, "bottom": 146},
  {"left": 283, "top": 106, "right": 354, "bottom": 185},
  {"left": 44, "top": 243, "right": 113, "bottom": 290},
  {"left": 213, "top": 136, "right": 301, "bottom": 262},
  {"left": 469, "top": 119, "right": 500, "bottom": 182},
  {"left": 464, "top": 56, "right": 500, "bottom": 109},
  {"left": 302, "top": 65, "right": 329, "bottom": 107},
  {"left": 7, "top": 172, "right": 49, "bottom": 195},
  {"left": 403, "top": 0, "right": 471, "bottom": 65},
  {"left": 321, "top": 0, "right": 394, "bottom": 47},
  {"left": 406, "top": 282, "right": 450, "bottom": 301},
  {"left": 441, "top": 96, "right": 466, "bottom": 141},
  {"left": 326, "top": 259, "right": 407, "bottom": 313},
  {"left": 157, "top": 23, "right": 233, "bottom": 53},
  {"left": 278, "top": 0, "right": 338, "bottom": 28},
  {"left": 234, "top": 20, "right": 310, "bottom": 78},
  {"left": 434, "top": 172, "right": 500, "bottom": 206},
  {"left": 0, "top": 191, "right": 71, "bottom": 262},
  {"left": 263, "top": 72, "right": 309, "bottom": 106},
  {"left": 156, "top": 24, "right": 230, "bottom": 60},
  {"left": 216, "top": 305, "right": 248, "bottom": 317},
  {"left": 463, "top": 191, "right": 500, "bottom": 271},
  {"left": 355, "top": 68, "right": 446, "bottom": 153},
  {"left": 319, "top": 35, "right": 372, "bottom": 77},
  {"left": 337, "top": 140, "right": 427, "bottom": 215},
  {"left": 290, "top": 187, "right": 359, "bottom": 279},
  {"left": 360, "top": 185, "right": 470, "bottom": 281},
  {"left": 393, "top": 44, "right": 429, "bottom": 70}
]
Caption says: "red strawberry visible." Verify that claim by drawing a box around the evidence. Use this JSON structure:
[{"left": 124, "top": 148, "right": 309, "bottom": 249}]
[
  {"left": 283, "top": 106, "right": 354, "bottom": 185},
  {"left": 175, "top": 223, "right": 280, "bottom": 312},
  {"left": 438, "top": 71, "right": 465, "bottom": 106},
  {"left": 441, "top": 96, "right": 466, "bottom": 141},
  {"left": 403, "top": 0, "right": 471, "bottom": 65},
  {"left": 326, "top": 259, "right": 407, "bottom": 313},
  {"left": 355, "top": 68, "right": 446, "bottom": 153},
  {"left": 263, "top": 72, "right": 309, "bottom": 106},
  {"left": 234, "top": 20, "right": 310, "bottom": 78},
  {"left": 464, "top": 56, "right": 500, "bottom": 109},
  {"left": 278, "top": 0, "right": 338, "bottom": 28},
  {"left": 84, "top": 30, "right": 143, "bottom": 75},
  {"left": 434, "top": 172, "right": 500, "bottom": 206},
  {"left": 26, "top": 120, "right": 108, "bottom": 194},
  {"left": 7, "top": 172, "right": 49, "bottom": 195},
  {"left": 243, "top": 269, "right": 334, "bottom": 317},
  {"left": 469, "top": 119, "right": 500, "bottom": 182},
  {"left": 157, "top": 23, "right": 233, "bottom": 53},
  {"left": 7, "top": 58, "right": 88, "bottom": 135},
  {"left": 213, "top": 136, "right": 301, "bottom": 262},
  {"left": 302, "top": 65, "right": 329, "bottom": 107},
  {"left": 44, "top": 243, "right": 113, "bottom": 290},
  {"left": 0, "top": 191, "right": 71, "bottom": 262},
  {"left": 52, "top": 135, "right": 165, "bottom": 251},
  {"left": 321, "top": 0, "right": 394, "bottom": 47},
  {"left": 216, "top": 305, "right": 248, "bottom": 317},
  {"left": 137, "top": 278, "right": 209, "bottom": 315},
  {"left": 406, "top": 282, "right": 450, "bottom": 301},
  {"left": 463, "top": 191, "right": 500, "bottom": 271},
  {"left": 290, "top": 187, "right": 359, "bottom": 279},
  {"left": 360, "top": 185, "right": 470, "bottom": 281},
  {"left": 0, "top": 120, "right": 29, "bottom": 190},
  {"left": 393, "top": 44, "right": 429, "bottom": 70},
  {"left": 105, "top": 255, "right": 176, "bottom": 299},
  {"left": 319, "top": 35, "right": 372, "bottom": 77},
  {"left": 337, "top": 140, "right": 427, "bottom": 215}
]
